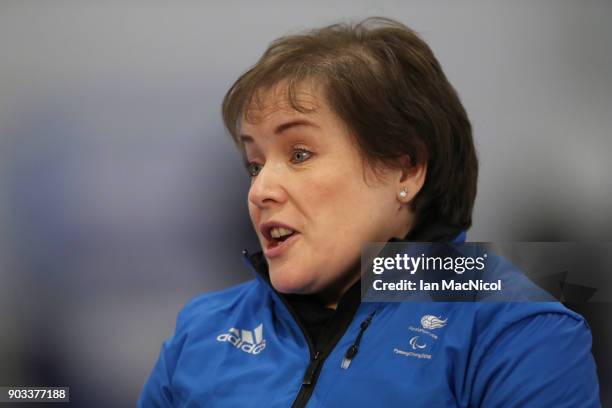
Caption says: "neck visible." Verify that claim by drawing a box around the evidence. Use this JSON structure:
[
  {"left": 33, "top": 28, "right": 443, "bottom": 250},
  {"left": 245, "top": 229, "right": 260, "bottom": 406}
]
[{"left": 316, "top": 270, "right": 361, "bottom": 309}]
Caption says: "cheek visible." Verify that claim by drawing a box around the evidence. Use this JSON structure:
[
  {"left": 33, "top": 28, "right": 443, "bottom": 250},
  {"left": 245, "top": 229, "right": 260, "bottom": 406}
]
[
  {"left": 319, "top": 180, "right": 393, "bottom": 243},
  {"left": 306, "top": 177, "right": 368, "bottom": 241}
]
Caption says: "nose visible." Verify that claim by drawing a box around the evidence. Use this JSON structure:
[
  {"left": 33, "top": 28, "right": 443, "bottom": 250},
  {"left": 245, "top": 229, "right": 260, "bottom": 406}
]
[{"left": 248, "top": 160, "right": 287, "bottom": 209}]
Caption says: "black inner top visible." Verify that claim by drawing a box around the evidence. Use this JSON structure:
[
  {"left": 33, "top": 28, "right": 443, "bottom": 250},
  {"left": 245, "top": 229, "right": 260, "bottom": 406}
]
[{"left": 284, "top": 280, "right": 361, "bottom": 351}]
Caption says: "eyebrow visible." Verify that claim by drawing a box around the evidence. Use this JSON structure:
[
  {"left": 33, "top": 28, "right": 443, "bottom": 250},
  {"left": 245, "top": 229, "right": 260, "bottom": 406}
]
[{"left": 239, "top": 119, "right": 320, "bottom": 143}]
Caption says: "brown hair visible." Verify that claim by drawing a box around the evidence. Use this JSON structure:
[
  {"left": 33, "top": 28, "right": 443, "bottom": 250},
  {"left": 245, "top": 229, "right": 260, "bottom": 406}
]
[{"left": 222, "top": 17, "right": 478, "bottom": 232}]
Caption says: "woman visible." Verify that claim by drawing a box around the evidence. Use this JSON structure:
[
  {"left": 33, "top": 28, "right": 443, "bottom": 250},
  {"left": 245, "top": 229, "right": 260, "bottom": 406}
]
[{"left": 139, "top": 18, "right": 599, "bottom": 407}]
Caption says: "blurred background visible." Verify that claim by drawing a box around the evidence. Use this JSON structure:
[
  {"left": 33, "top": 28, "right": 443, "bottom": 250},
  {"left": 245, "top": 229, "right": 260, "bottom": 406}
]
[{"left": 0, "top": 0, "right": 610, "bottom": 406}]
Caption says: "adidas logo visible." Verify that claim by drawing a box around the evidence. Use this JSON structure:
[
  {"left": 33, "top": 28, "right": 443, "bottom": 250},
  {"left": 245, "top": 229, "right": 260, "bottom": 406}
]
[{"left": 216, "top": 323, "right": 266, "bottom": 355}]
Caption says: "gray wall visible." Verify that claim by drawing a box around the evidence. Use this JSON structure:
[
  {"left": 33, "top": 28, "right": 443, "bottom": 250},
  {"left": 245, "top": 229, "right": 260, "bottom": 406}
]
[{"left": 1, "top": 1, "right": 610, "bottom": 406}]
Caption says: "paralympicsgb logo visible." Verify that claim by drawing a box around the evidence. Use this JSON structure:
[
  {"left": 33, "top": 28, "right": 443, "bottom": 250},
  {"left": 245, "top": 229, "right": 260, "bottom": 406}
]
[{"left": 420, "top": 315, "right": 447, "bottom": 330}]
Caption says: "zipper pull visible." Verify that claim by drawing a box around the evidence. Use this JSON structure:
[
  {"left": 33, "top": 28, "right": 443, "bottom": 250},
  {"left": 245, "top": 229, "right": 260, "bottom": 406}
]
[
  {"left": 340, "top": 345, "right": 358, "bottom": 369},
  {"left": 302, "top": 351, "right": 322, "bottom": 385},
  {"left": 341, "top": 311, "right": 376, "bottom": 370}
]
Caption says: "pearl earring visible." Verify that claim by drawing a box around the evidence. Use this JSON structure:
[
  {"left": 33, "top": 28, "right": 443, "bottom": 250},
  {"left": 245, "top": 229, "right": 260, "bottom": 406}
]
[{"left": 399, "top": 189, "right": 408, "bottom": 198}]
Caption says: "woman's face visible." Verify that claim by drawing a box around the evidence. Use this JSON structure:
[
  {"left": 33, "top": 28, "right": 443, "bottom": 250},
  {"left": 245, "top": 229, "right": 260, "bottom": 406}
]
[{"left": 241, "top": 83, "right": 415, "bottom": 303}]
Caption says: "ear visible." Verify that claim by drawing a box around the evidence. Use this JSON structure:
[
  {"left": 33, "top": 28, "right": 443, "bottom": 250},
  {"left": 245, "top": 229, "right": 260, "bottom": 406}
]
[{"left": 397, "top": 155, "right": 427, "bottom": 204}]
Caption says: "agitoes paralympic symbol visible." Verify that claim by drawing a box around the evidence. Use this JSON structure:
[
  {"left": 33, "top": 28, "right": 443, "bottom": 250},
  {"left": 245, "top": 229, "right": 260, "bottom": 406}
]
[{"left": 409, "top": 336, "right": 427, "bottom": 350}]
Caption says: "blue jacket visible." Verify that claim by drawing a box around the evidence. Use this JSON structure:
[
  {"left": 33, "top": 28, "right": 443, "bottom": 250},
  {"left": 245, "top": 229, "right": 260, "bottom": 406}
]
[{"left": 139, "top": 242, "right": 600, "bottom": 407}]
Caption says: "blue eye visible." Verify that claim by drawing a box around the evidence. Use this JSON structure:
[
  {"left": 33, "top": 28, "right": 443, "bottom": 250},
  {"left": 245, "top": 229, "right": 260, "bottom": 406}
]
[
  {"left": 291, "top": 149, "right": 312, "bottom": 164},
  {"left": 246, "top": 162, "right": 262, "bottom": 177}
]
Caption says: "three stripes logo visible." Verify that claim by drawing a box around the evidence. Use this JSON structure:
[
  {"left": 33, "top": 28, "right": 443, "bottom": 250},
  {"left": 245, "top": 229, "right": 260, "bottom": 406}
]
[{"left": 217, "top": 323, "right": 266, "bottom": 355}]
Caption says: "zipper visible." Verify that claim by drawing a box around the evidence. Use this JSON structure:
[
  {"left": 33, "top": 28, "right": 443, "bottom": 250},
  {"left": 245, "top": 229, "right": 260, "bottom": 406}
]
[
  {"left": 301, "top": 351, "right": 322, "bottom": 385},
  {"left": 242, "top": 249, "right": 372, "bottom": 408}
]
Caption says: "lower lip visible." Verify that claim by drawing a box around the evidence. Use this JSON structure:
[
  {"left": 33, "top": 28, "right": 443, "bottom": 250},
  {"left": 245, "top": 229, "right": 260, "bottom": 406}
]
[{"left": 264, "top": 233, "right": 300, "bottom": 259}]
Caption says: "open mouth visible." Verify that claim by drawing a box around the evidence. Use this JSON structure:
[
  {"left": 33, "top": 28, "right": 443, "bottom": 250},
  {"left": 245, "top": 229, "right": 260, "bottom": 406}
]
[
  {"left": 267, "top": 227, "right": 297, "bottom": 248},
  {"left": 260, "top": 223, "right": 300, "bottom": 258}
]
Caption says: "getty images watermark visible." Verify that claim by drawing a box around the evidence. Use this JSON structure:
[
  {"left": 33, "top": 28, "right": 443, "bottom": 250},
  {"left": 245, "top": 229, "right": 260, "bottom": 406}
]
[{"left": 361, "top": 242, "right": 610, "bottom": 303}]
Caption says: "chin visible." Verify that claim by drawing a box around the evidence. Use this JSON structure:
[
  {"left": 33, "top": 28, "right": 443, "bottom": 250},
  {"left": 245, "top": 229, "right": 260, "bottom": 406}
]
[{"left": 269, "top": 267, "right": 315, "bottom": 295}]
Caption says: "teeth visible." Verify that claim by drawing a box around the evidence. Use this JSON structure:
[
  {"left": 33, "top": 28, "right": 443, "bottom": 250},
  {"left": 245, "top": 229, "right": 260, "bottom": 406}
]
[{"left": 270, "top": 227, "right": 294, "bottom": 239}]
